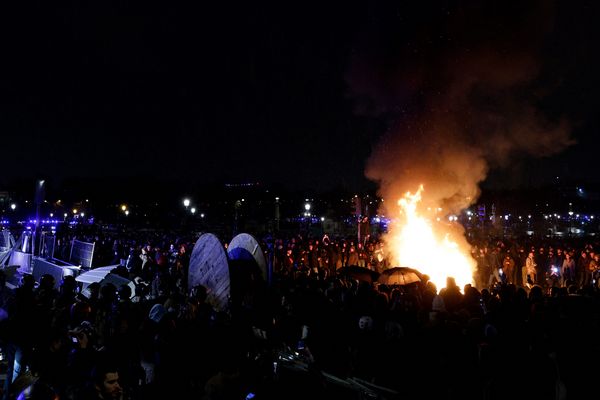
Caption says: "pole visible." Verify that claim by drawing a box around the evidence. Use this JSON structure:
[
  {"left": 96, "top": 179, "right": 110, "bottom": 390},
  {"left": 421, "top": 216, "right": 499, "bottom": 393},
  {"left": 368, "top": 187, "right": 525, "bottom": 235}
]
[
  {"left": 266, "top": 235, "right": 274, "bottom": 287},
  {"left": 274, "top": 197, "right": 280, "bottom": 233},
  {"left": 33, "top": 180, "right": 45, "bottom": 257}
]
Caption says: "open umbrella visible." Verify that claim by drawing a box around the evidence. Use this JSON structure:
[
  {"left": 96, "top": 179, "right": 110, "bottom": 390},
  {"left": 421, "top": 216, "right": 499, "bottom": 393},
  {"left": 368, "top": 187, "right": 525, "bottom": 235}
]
[
  {"left": 378, "top": 267, "right": 422, "bottom": 285},
  {"left": 75, "top": 265, "right": 135, "bottom": 299},
  {"left": 75, "top": 266, "right": 118, "bottom": 284},
  {"left": 337, "top": 265, "right": 380, "bottom": 283}
]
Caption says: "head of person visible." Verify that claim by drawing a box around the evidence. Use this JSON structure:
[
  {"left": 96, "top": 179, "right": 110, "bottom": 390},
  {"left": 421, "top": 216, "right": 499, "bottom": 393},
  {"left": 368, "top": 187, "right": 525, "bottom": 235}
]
[
  {"left": 446, "top": 276, "right": 458, "bottom": 289},
  {"left": 358, "top": 315, "right": 373, "bottom": 331},
  {"left": 88, "top": 282, "right": 101, "bottom": 299},
  {"left": 99, "top": 283, "right": 118, "bottom": 302},
  {"left": 118, "top": 284, "right": 132, "bottom": 301},
  {"left": 60, "top": 275, "right": 77, "bottom": 294},
  {"left": 21, "top": 273, "right": 36, "bottom": 289},
  {"left": 92, "top": 360, "right": 122, "bottom": 399},
  {"left": 39, "top": 274, "right": 56, "bottom": 290},
  {"left": 69, "top": 320, "right": 96, "bottom": 348},
  {"left": 190, "top": 284, "right": 208, "bottom": 303}
]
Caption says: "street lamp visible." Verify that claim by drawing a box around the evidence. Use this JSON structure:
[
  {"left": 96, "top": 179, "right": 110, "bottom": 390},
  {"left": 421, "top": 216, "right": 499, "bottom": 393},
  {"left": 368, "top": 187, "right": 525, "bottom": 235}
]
[
  {"left": 183, "top": 198, "right": 190, "bottom": 208},
  {"left": 10, "top": 203, "right": 16, "bottom": 210},
  {"left": 303, "top": 202, "right": 312, "bottom": 232},
  {"left": 190, "top": 207, "right": 196, "bottom": 214}
]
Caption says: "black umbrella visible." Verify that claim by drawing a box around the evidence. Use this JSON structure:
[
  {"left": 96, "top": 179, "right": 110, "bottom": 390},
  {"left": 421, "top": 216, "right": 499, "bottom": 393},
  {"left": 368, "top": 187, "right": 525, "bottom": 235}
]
[{"left": 337, "top": 265, "right": 380, "bottom": 283}]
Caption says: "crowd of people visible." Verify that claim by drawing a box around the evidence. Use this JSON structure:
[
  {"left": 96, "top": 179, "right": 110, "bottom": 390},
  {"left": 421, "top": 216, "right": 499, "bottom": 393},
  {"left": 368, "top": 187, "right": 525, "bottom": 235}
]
[{"left": 1, "top": 226, "right": 600, "bottom": 399}]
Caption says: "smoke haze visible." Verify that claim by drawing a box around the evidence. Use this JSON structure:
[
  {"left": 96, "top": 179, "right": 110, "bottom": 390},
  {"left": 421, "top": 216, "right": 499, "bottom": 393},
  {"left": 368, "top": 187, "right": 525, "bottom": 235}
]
[{"left": 349, "top": 1, "right": 574, "bottom": 214}]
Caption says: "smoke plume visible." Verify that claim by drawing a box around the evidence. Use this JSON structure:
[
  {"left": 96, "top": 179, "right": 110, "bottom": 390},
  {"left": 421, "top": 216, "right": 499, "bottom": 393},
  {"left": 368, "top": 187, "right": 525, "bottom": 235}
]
[{"left": 349, "top": 1, "right": 574, "bottom": 215}]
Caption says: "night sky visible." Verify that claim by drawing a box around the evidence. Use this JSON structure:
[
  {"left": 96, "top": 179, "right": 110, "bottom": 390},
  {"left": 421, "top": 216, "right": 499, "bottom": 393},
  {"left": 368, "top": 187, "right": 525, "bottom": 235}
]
[{"left": 1, "top": 1, "right": 598, "bottom": 197}]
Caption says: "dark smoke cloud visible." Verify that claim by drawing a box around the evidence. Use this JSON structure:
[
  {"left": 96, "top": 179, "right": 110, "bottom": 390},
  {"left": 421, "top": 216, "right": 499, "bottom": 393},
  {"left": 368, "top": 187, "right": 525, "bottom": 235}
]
[{"left": 348, "top": 1, "right": 574, "bottom": 213}]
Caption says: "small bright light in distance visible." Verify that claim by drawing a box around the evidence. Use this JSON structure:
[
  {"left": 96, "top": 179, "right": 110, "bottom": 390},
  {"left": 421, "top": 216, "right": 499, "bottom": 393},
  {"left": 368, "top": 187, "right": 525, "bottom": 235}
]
[
  {"left": 320, "top": 217, "right": 325, "bottom": 222},
  {"left": 80, "top": 212, "right": 84, "bottom": 217},
  {"left": 73, "top": 209, "right": 78, "bottom": 214},
  {"left": 50, "top": 213, "right": 53, "bottom": 217},
  {"left": 64, "top": 213, "right": 68, "bottom": 217},
  {"left": 125, "top": 210, "right": 130, "bottom": 216},
  {"left": 304, "top": 203, "right": 311, "bottom": 211},
  {"left": 200, "top": 213, "right": 205, "bottom": 218},
  {"left": 183, "top": 198, "right": 190, "bottom": 207},
  {"left": 10, "top": 203, "right": 16, "bottom": 210},
  {"left": 121, "top": 205, "right": 127, "bottom": 211},
  {"left": 190, "top": 207, "right": 196, "bottom": 214}
]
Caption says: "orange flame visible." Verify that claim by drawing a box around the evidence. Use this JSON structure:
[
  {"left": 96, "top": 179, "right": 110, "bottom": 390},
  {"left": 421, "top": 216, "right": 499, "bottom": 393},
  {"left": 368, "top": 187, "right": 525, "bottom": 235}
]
[{"left": 389, "top": 185, "right": 475, "bottom": 292}]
